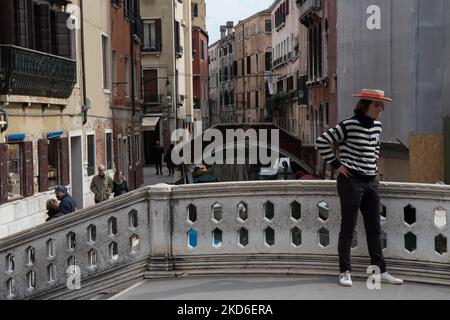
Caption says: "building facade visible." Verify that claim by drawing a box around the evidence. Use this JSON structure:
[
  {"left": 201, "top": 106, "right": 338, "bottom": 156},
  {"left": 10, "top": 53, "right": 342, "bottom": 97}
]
[
  {"left": 192, "top": 0, "right": 208, "bottom": 129},
  {"left": 140, "top": 0, "right": 194, "bottom": 164},
  {"left": 215, "top": 23, "right": 235, "bottom": 124},
  {"left": 269, "top": 0, "right": 309, "bottom": 140},
  {"left": 110, "top": 0, "right": 144, "bottom": 190},
  {"left": 297, "top": 0, "right": 337, "bottom": 176},
  {"left": 234, "top": 10, "right": 273, "bottom": 124},
  {"left": 208, "top": 40, "right": 220, "bottom": 126},
  {"left": 0, "top": 0, "right": 119, "bottom": 237},
  {"left": 337, "top": 0, "right": 450, "bottom": 183}
]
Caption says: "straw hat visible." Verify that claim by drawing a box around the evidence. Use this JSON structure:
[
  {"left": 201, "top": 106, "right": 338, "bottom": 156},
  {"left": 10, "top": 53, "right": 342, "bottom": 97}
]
[{"left": 352, "top": 89, "right": 392, "bottom": 102}]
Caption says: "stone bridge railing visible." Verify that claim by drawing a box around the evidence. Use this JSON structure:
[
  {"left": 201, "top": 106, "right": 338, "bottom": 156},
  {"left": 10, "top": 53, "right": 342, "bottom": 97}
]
[{"left": 1, "top": 181, "right": 450, "bottom": 300}]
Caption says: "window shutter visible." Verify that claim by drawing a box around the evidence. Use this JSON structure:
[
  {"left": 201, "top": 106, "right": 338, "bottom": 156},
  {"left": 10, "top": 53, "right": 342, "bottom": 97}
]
[
  {"left": 38, "top": 139, "right": 48, "bottom": 191},
  {"left": 34, "top": 3, "right": 51, "bottom": 53},
  {"left": 51, "top": 11, "right": 72, "bottom": 58},
  {"left": 155, "top": 19, "right": 162, "bottom": 51},
  {"left": 14, "top": 0, "right": 29, "bottom": 47},
  {"left": 59, "top": 137, "right": 70, "bottom": 186},
  {"left": 23, "top": 141, "right": 34, "bottom": 197},
  {"left": 0, "top": 143, "right": 8, "bottom": 204}
]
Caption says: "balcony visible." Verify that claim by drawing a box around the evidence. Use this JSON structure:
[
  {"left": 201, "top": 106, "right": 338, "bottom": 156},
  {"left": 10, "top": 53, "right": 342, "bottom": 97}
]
[
  {"left": 1, "top": 181, "right": 450, "bottom": 299},
  {"left": 296, "top": 0, "right": 322, "bottom": 27},
  {"left": 0, "top": 45, "right": 76, "bottom": 99}
]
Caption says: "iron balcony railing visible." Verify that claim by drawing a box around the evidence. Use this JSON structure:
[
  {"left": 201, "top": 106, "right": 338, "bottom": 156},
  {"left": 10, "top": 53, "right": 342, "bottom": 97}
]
[{"left": 0, "top": 45, "right": 77, "bottom": 99}]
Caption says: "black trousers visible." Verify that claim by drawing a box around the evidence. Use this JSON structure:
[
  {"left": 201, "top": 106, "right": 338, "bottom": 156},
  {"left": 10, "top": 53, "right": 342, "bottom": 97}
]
[
  {"left": 155, "top": 160, "right": 163, "bottom": 173},
  {"left": 336, "top": 173, "right": 386, "bottom": 274}
]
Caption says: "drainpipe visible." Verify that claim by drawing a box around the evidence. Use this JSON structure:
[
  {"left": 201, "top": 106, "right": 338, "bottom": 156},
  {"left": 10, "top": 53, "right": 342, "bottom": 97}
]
[
  {"left": 80, "top": 0, "right": 88, "bottom": 125},
  {"left": 0, "top": 104, "right": 8, "bottom": 133},
  {"left": 130, "top": 6, "right": 136, "bottom": 117}
]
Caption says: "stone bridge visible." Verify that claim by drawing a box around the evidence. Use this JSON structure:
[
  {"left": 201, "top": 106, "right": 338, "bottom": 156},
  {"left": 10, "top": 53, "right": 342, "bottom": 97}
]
[{"left": 1, "top": 181, "right": 450, "bottom": 300}]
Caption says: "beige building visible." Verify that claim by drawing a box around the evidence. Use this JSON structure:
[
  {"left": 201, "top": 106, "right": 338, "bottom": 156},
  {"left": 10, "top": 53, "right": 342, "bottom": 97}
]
[
  {"left": 140, "top": 0, "right": 194, "bottom": 161},
  {"left": 0, "top": 0, "right": 115, "bottom": 238},
  {"left": 192, "top": 0, "right": 206, "bottom": 31},
  {"left": 269, "top": 0, "right": 309, "bottom": 139},
  {"left": 234, "top": 9, "right": 272, "bottom": 124},
  {"left": 208, "top": 40, "right": 221, "bottom": 125}
]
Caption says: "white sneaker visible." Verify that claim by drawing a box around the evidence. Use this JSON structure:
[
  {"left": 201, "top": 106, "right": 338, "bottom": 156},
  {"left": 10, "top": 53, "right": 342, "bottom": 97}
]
[
  {"left": 381, "top": 272, "right": 404, "bottom": 285},
  {"left": 339, "top": 271, "right": 353, "bottom": 287}
]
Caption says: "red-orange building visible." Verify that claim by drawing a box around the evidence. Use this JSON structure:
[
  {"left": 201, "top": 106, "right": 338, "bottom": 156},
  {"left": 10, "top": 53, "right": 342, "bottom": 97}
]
[
  {"left": 192, "top": 26, "right": 209, "bottom": 128},
  {"left": 110, "top": 0, "right": 143, "bottom": 189}
]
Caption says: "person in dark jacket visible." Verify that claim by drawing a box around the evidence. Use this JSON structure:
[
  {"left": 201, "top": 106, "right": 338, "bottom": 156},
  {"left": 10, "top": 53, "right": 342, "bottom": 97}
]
[
  {"left": 55, "top": 186, "right": 78, "bottom": 215},
  {"left": 112, "top": 171, "right": 129, "bottom": 197},
  {"left": 153, "top": 140, "right": 165, "bottom": 175},
  {"left": 46, "top": 198, "right": 65, "bottom": 222},
  {"left": 164, "top": 144, "right": 176, "bottom": 176}
]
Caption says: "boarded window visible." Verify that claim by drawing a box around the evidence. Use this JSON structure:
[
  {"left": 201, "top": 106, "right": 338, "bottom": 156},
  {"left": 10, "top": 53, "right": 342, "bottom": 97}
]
[{"left": 143, "top": 69, "right": 158, "bottom": 103}]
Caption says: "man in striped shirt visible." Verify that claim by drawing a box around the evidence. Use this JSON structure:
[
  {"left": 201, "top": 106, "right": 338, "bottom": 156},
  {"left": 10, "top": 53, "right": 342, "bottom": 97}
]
[{"left": 316, "top": 89, "right": 403, "bottom": 287}]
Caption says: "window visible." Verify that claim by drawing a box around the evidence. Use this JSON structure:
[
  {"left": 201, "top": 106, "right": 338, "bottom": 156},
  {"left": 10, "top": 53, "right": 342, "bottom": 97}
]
[
  {"left": 47, "top": 138, "right": 60, "bottom": 188},
  {"left": 7, "top": 144, "right": 23, "bottom": 201},
  {"left": 265, "top": 19, "right": 272, "bottom": 32},
  {"left": 192, "top": 3, "right": 198, "bottom": 17},
  {"left": 247, "top": 56, "right": 251, "bottom": 74},
  {"left": 143, "top": 69, "right": 159, "bottom": 103},
  {"left": 134, "top": 133, "right": 141, "bottom": 164},
  {"left": 125, "top": 56, "right": 130, "bottom": 97},
  {"left": 112, "top": 50, "right": 118, "bottom": 95},
  {"left": 228, "top": 43, "right": 233, "bottom": 54},
  {"left": 127, "top": 136, "right": 132, "bottom": 167},
  {"left": 106, "top": 132, "right": 113, "bottom": 170},
  {"left": 201, "top": 40, "right": 205, "bottom": 60},
  {"left": 102, "top": 34, "right": 110, "bottom": 90},
  {"left": 265, "top": 52, "right": 272, "bottom": 71},
  {"left": 143, "top": 19, "right": 161, "bottom": 51},
  {"left": 134, "top": 59, "right": 139, "bottom": 98},
  {"left": 87, "top": 134, "right": 95, "bottom": 176}
]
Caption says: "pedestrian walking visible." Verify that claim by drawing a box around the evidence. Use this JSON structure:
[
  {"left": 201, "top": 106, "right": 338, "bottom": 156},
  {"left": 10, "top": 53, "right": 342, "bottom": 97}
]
[
  {"left": 55, "top": 186, "right": 78, "bottom": 215},
  {"left": 164, "top": 144, "right": 176, "bottom": 176},
  {"left": 153, "top": 140, "right": 165, "bottom": 175},
  {"left": 316, "top": 89, "right": 403, "bottom": 287},
  {"left": 112, "top": 171, "right": 129, "bottom": 197},
  {"left": 90, "top": 164, "right": 113, "bottom": 204},
  {"left": 46, "top": 198, "right": 64, "bottom": 221}
]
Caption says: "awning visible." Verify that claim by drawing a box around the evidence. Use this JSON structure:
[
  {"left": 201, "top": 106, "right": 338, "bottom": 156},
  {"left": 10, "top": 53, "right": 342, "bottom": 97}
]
[
  {"left": 7, "top": 134, "right": 25, "bottom": 141},
  {"left": 47, "top": 131, "right": 64, "bottom": 139},
  {"left": 142, "top": 117, "right": 160, "bottom": 131}
]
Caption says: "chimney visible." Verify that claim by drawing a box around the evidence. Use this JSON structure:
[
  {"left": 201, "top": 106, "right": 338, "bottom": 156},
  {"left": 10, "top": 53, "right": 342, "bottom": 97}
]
[
  {"left": 226, "top": 21, "right": 234, "bottom": 36},
  {"left": 220, "top": 25, "right": 227, "bottom": 39}
]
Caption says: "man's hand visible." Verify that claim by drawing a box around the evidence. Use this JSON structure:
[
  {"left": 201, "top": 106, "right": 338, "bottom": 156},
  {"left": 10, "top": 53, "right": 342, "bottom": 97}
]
[{"left": 337, "top": 165, "right": 353, "bottom": 178}]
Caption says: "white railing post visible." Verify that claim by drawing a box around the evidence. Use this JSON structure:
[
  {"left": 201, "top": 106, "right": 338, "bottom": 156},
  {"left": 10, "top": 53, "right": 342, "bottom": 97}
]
[{"left": 147, "top": 184, "right": 174, "bottom": 271}]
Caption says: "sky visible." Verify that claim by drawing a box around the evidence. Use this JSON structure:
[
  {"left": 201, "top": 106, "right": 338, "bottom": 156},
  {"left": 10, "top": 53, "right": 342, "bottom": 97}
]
[{"left": 206, "top": 0, "right": 274, "bottom": 44}]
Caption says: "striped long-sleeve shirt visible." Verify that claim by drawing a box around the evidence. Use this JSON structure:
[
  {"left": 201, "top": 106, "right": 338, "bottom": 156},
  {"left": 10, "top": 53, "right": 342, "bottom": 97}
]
[{"left": 315, "top": 115, "right": 382, "bottom": 176}]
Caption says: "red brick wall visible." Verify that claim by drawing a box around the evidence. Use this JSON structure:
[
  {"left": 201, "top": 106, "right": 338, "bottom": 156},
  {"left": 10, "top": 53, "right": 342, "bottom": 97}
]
[{"left": 110, "top": 3, "right": 143, "bottom": 190}]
